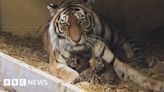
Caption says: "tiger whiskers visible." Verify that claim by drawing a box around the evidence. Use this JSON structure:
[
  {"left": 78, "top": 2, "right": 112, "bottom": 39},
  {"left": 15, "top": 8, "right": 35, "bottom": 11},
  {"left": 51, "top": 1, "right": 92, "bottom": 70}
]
[
  {"left": 89, "top": 35, "right": 109, "bottom": 45},
  {"left": 85, "top": 39, "right": 95, "bottom": 50},
  {"left": 85, "top": 35, "right": 105, "bottom": 50}
]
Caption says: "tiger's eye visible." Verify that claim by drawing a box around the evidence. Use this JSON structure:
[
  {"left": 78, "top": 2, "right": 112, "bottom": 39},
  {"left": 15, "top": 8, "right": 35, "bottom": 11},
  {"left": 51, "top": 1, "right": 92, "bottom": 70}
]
[
  {"left": 77, "top": 12, "right": 81, "bottom": 16},
  {"left": 61, "top": 22, "right": 69, "bottom": 29},
  {"left": 79, "top": 18, "right": 86, "bottom": 24},
  {"left": 81, "top": 14, "right": 85, "bottom": 18},
  {"left": 63, "top": 23, "right": 68, "bottom": 26}
]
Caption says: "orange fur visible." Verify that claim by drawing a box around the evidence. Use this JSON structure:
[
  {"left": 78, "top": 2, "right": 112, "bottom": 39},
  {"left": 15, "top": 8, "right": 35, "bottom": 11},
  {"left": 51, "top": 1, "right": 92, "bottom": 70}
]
[{"left": 43, "top": 30, "right": 79, "bottom": 82}]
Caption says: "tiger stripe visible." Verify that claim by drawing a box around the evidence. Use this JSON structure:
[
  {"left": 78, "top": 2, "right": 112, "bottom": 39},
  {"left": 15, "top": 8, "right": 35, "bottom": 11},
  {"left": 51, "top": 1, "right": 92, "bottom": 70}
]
[{"left": 43, "top": 0, "right": 164, "bottom": 91}]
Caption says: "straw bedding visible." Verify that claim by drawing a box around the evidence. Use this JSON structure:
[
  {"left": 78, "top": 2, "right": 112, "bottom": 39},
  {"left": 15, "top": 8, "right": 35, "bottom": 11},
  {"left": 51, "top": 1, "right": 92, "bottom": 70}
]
[{"left": 0, "top": 31, "right": 164, "bottom": 92}]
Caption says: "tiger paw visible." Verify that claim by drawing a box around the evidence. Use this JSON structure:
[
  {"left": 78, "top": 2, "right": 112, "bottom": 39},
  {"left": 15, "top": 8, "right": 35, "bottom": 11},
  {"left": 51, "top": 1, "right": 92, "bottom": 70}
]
[
  {"left": 50, "top": 63, "right": 79, "bottom": 82},
  {"left": 89, "top": 57, "right": 105, "bottom": 73}
]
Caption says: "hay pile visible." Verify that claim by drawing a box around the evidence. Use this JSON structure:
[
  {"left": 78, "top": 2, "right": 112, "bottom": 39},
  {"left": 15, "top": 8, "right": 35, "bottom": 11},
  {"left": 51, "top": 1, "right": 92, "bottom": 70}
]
[
  {"left": 0, "top": 31, "right": 49, "bottom": 72},
  {"left": 0, "top": 31, "right": 164, "bottom": 92}
]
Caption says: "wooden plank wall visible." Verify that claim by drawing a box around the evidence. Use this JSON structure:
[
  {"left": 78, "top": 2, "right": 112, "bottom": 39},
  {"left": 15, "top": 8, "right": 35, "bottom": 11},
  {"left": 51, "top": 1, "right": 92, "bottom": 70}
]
[{"left": 0, "top": 0, "right": 164, "bottom": 35}]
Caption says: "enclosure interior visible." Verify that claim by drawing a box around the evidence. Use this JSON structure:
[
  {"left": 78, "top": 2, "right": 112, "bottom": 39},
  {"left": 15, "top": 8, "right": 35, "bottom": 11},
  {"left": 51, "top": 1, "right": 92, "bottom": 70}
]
[{"left": 0, "top": 0, "right": 164, "bottom": 92}]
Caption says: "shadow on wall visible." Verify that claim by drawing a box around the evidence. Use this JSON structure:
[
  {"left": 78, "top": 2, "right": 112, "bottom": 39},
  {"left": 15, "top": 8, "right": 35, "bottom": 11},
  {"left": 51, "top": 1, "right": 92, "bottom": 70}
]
[{"left": 93, "top": 0, "right": 164, "bottom": 33}]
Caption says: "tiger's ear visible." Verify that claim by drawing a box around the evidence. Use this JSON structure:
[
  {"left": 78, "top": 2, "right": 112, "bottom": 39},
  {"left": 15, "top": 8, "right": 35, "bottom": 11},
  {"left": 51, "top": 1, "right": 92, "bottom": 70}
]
[
  {"left": 47, "top": 3, "right": 58, "bottom": 16},
  {"left": 79, "top": 0, "right": 95, "bottom": 8}
]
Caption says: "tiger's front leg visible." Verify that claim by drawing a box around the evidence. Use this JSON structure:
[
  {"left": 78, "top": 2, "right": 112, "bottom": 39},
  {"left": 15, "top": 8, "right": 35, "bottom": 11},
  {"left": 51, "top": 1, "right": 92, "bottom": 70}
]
[{"left": 49, "top": 50, "right": 79, "bottom": 82}]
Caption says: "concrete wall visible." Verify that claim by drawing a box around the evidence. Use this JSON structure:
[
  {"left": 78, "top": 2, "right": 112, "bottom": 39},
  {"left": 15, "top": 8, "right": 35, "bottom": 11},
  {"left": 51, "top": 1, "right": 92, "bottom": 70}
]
[
  {"left": 0, "top": 0, "right": 164, "bottom": 35},
  {"left": 93, "top": 0, "right": 164, "bottom": 33},
  {"left": 0, "top": 0, "right": 53, "bottom": 35}
]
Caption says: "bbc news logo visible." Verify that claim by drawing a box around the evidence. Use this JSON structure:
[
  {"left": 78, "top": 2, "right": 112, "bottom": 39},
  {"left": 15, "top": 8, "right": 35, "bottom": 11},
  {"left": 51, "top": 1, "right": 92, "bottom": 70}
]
[{"left": 3, "top": 79, "right": 48, "bottom": 86}]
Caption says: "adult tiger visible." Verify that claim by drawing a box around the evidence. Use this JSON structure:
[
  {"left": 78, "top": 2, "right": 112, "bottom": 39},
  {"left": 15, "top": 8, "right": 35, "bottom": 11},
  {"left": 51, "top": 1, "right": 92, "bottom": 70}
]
[
  {"left": 45, "top": 0, "right": 148, "bottom": 68},
  {"left": 43, "top": 0, "right": 164, "bottom": 91},
  {"left": 44, "top": 0, "right": 147, "bottom": 71}
]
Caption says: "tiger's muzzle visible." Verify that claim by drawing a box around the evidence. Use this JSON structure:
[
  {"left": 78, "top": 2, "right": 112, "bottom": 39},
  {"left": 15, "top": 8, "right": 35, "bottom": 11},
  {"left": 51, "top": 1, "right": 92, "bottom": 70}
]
[{"left": 67, "top": 34, "right": 86, "bottom": 51}]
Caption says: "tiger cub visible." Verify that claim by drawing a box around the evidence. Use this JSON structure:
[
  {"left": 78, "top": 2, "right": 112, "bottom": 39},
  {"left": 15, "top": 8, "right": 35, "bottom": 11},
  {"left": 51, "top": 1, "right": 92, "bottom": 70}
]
[{"left": 72, "top": 57, "right": 119, "bottom": 85}]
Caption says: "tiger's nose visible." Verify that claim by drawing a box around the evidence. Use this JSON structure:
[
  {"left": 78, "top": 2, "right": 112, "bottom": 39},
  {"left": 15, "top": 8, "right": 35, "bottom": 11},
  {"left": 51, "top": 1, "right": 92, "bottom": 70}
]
[
  {"left": 71, "top": 35, "right": 81, "bottom": 43},
  {"left": 69, "top": 28, "right": 82, "bottom": 43}
]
